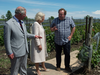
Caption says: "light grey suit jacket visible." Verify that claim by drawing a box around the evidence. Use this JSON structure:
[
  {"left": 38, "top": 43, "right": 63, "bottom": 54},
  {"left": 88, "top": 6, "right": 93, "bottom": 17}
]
[{"left": 4, "top": 17, "right": 35, "bottom": 57}]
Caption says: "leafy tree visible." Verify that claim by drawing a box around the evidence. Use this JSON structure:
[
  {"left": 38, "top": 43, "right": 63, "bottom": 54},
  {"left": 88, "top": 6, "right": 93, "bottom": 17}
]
[
  {"left": 6, "top": 10, "right": 12, "bottom": 20},
  {"left": 84, "top": 15, "right": 90, "bottom": 19},
  {"left": 23, "top": 16, "right": 28, "bottom": 20},
  {"left": 1, "top": 15, "right": 5, "bottom": 19},
  {"left": 48, "top": 16, "right": 54, "bottom": 20},
  {"left": 28, "top": 18, "right": 34, "bottom": 20}
]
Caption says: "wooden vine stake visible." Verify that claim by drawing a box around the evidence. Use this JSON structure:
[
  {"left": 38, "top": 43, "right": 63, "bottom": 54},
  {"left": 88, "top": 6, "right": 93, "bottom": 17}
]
[
  {"left": 87, "top": 17, "right": 93, "bottom": 72},
  {"left": 85, "top": 17, "right": 88, "bottom": 45}
]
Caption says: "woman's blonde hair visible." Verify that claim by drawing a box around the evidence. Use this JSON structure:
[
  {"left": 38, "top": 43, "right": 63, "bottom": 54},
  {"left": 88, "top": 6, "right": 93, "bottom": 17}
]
[{"left": 35, "top": 12, "right": 45, "bottom": 21}]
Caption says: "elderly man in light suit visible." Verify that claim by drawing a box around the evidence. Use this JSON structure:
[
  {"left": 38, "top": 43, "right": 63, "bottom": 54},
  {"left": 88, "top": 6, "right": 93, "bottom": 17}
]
[{"left": 4, "top": 6, "right": 42, "bottom": 75}]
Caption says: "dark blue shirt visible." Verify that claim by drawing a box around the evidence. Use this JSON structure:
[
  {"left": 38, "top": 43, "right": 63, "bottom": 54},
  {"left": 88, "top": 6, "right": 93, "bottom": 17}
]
[{"left": 50, "top": 17, "right": 75, "bottom": 45}]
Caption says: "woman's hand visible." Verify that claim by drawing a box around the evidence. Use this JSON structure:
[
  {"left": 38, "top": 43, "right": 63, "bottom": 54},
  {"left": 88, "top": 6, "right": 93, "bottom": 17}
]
[{"left": 38, "top": 45, "right": 42, "bottom": 51}]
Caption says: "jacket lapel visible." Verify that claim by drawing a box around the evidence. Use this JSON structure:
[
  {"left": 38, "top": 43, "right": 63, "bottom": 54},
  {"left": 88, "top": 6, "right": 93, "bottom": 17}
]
[{"left": 12, "top": 18, "right": 24, "bottom": 33}]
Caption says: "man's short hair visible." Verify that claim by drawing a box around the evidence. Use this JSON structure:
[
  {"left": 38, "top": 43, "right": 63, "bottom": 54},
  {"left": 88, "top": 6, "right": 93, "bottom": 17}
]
[
  {"left": 15, "top": 6, "right": 26, "bottom": 15},
  {"left": 58, "top": 8, "right": 67, "bottom": 15}
]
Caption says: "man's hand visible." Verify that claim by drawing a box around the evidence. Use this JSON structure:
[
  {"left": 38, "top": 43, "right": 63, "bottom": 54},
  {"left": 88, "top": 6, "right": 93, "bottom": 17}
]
[
  {"left": 35, "top": 35, "right": 42, "bottom": 38},
  {"left": 68, "top": 27, "right": 75, "bottom": 41},
  {"left": 50, "top": 26, "right": 58, "bottom": 31},
  {"left": 38, "top": 45, "right": 42, "bottom": 51},
  {"left": 8, "top": 53, "right": 14, "bottom": 59},
  {"left": 68, "top": 35, "right": 72, "bottom": 41}
]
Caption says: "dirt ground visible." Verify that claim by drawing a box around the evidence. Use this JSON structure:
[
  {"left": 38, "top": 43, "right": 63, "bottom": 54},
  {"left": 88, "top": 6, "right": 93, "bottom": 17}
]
[{"left": 0, "top": 42, "right": 100, "bottom": 75}]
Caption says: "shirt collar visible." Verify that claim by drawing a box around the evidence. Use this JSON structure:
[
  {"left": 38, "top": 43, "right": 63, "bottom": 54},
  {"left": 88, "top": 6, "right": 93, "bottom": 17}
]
[
  {"left": 13, "top": 16, "right": 23, "bottom": 23},
  {"left": 57, "top": 17, "right": 66, "bottom": 21}
]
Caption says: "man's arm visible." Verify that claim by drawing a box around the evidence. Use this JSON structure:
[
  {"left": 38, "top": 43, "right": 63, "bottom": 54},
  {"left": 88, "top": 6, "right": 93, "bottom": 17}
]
[
  {"left": 26, "top": 29, "right": 42, "bottom": 38},
  {"left": 50, "top": 26, "right": 58, "bottom": 31},
  {"left": 4, "top": 23, "right": 14, "bottom": 59},
  {"left": 68, "top": 27, "right": 75, "bottom": 41},
  {"left": 70, "top": 27, "right": 75, "bottom": 37},
  {"left": 50, "top": 19, "right": 58, "bottom": 31}
]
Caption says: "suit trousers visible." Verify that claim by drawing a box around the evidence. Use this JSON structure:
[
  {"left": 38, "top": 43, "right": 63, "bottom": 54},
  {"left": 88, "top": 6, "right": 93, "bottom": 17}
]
[
  {"left": 10, "top": 53, "right": 28, "bottom": 75},
  {"left": 55, "top": 41, "right": 70, "bottom": 68}
]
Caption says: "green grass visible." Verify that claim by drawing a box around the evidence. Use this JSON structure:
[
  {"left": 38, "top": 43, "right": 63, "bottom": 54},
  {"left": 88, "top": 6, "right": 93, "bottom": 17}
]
[
  {"left": 0, "top": 57, "right": 10, "bottom": 69},
  {"left": 0, "top": 46, "right": 10, "bottom": 69}
]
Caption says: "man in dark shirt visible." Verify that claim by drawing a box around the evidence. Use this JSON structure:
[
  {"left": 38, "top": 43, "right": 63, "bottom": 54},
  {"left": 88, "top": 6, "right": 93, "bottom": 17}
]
[{"left": 50, "top": 8, "right": 75, "bottom": 72}]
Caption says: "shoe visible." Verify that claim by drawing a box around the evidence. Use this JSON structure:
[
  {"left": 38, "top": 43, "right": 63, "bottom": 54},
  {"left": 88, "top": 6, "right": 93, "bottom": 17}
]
[
  {"left": 44, "top": 69, "right": 49, "bottom": 72},
  {"left": 56, "top": 67, "right": 60, "bottom": 71},
  {"left": 36, "top": 72, "right": 42, "bottom": 75},
  {"left": 65, "top": 67, "right": 72, "bottom": 72},
  {"left": 41, "top": 68, "right": 49, "bottom": 72},
  {"left": 43, "top": 69, "right": 49, "bottom": 72}
]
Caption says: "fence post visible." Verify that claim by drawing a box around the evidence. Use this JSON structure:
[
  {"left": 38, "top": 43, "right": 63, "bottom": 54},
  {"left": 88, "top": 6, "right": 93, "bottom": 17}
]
[
  {"left": 88, "top": 45, "right": 93, "bottom": 71},
  {"left": 87, "top": 17, "right": 93, "bottom": 46},
  {"left": 85, "top": 17, "right": 88, "bottom": 45},
  {"left": 87, "top": 17, "right": 93, "bottom": 71}
]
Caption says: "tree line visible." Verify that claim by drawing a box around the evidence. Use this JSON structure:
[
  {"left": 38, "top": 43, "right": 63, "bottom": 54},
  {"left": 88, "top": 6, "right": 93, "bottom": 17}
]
[{"left": 0, "top": 10, "right": 54, "bottom": 21}]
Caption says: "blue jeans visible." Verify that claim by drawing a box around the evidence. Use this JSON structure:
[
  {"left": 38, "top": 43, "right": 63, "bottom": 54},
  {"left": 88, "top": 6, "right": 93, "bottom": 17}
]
[{"left": 55, "top": 41, "right": 70, "bottom": 68}]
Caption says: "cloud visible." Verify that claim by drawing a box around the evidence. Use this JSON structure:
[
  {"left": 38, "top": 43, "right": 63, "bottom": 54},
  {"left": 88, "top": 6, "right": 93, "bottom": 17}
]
[
  {"left": 26, "top": 9, "right": 100, "bottom": 19},
  {"left": 27, "top": 8, "right": 57, "bottom": 19},
  {"left": 1, "top": 6, "right": 100, "bottom": 19},
  {"left": 12, "top": 0, "right": 80, "bottom": 9},
  {"left": 67, "top": 11, "right": 100, "bottom": 19},
  {"left": 65, "top": 11, "right": 89, "bottom": 18},
  {"left": 13, "top": 0, "right": 59, "bottom": 6},
  {"left": 0, "top": 10, "right": 7, "bottom": 18},
  {"left": 93, "top": 10, "right": 100, "bottom": 14}
]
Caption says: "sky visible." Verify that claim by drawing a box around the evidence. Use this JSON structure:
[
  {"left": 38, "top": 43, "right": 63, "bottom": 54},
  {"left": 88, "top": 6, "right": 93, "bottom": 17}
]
[{"left": 0, "top": 0, "right": 100, "bottom": 19}]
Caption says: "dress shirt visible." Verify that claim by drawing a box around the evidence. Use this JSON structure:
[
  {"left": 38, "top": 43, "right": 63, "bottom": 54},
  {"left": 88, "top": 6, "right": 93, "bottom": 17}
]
[{"left": 50, "top": 17, "right": 75, "bottom": 45}]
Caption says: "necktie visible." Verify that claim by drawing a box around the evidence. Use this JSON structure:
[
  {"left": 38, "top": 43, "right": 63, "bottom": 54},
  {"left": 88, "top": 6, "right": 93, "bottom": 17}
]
[{"left": 19, "top": 20, "right": 23, "bottom": 30}]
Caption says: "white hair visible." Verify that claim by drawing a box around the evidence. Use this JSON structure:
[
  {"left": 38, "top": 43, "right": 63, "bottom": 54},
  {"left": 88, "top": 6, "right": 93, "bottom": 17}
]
[
  {"left": 15, "top": 6, "right": 26, "bottom": 15},
  {"left": 35, "top": 12, "right": 45, "bottom": 21}
]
